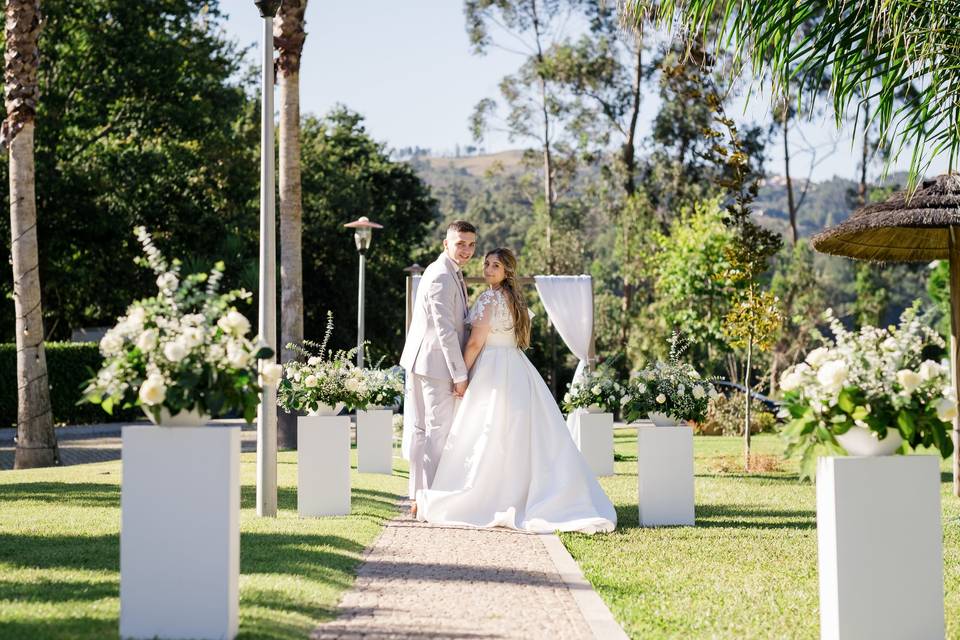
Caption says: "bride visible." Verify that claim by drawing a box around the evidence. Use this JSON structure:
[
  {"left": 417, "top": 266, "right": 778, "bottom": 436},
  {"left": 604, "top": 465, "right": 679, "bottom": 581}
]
[{"left": 416, "top": 248, "right": 616, "bottom": 534}]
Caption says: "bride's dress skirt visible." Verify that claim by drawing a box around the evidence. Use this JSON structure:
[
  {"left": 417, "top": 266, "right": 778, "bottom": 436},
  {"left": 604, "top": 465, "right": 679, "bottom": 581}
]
[{"left": 417, "top": 344, "right": 616, "bottom": 534}]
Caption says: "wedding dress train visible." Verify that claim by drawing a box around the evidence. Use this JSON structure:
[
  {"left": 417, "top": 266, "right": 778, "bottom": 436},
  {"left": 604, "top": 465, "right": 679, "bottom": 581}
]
[{"left": 416, "top": 288, "right": 616, "bottom": 534}]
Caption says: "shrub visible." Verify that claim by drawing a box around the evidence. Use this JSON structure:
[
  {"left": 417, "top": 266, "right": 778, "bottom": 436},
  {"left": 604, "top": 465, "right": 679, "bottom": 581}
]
[
  {"left": 1, "top": 342, "right": 140, "bottom": 427},
  {"left": 696, "top": 392, "right": 777, "bottom": 436}
]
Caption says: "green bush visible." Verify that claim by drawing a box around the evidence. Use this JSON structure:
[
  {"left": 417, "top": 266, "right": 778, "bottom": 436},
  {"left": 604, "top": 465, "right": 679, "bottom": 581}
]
[
  {"left": 1, "top": 342, "right": 140, "bottom": 428},
  {"left": 695, "top": 391, "right": 777, "bottom": 436}
]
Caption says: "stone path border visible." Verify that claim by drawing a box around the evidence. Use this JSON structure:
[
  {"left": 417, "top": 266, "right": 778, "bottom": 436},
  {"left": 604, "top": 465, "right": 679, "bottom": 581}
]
[{"left": 311, "top": 508, "right": 628, "bottom": 640}]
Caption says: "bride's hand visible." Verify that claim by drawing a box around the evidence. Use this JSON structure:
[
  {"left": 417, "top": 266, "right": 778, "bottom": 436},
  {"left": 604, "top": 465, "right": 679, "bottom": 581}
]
[{"left": 454, "top": 380, "right": 468, "bottom": 397}]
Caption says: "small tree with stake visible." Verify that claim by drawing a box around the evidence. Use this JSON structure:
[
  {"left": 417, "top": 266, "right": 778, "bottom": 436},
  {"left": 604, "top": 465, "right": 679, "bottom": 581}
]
[{"left": 702, "top": 92, "right": 784, "bottom": 470}]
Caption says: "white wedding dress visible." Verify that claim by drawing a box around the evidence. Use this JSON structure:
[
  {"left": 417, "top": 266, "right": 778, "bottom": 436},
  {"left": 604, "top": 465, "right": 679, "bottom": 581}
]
[{"left": 416, "top": 288, "right": 616, "bottom": 534}]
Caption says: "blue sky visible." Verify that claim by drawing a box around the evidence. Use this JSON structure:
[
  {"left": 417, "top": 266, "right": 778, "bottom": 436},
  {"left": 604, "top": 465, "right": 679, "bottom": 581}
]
[{"left": 219, "top": 0, "right": 949, "bottom": 183}]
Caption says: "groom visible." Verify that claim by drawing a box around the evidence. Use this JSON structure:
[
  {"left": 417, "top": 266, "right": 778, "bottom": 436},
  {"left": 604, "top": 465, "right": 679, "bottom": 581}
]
[{"left": 400, "top": 220, "right": 477, "bottom": 514}]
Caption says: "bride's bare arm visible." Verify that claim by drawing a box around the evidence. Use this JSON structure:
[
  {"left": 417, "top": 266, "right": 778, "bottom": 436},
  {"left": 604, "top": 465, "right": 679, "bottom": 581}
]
[{"left": 463, "top": 325, "right": 490, "bottom": 372}]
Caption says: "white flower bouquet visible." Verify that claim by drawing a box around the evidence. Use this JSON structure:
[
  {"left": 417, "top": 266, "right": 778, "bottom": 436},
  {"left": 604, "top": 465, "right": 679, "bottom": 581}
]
[
  {"left": 779, "top": 304, "right": 956, "bottom": 479},
  {"left": 277, "top": 313, "right": 366, "bottom": 414},
  {"left": 562, "top": 364, "right": 624, "bottom": 414},
  {"left": 362, "top": 366, "right": 405, "bottom": 409},
  {"left": 622, "top": 334, "right": 717, "bottom": 424},
  {"left": 83, "top": 227, "right": 277, "bottom": 423}
]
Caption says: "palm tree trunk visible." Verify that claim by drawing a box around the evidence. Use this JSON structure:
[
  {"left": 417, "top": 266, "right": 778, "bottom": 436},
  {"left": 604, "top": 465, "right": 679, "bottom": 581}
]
[
  {"left": 743, "top": 333, "right": 753, "bottom": 472},
  {"left": 783, "top": 104, "right": 797, "bottom": 245},
  {"left": 277, "top": 69, "right": 303, "bottom": 450},
  {"left": 858, "top": 102, "right": 870, "bottom": 206},
  {"left": 274, "top": 0, "right": 307, "bottom": 450},
  {"left": 6, "top": 0, "right": 57, "bottom": 469}
]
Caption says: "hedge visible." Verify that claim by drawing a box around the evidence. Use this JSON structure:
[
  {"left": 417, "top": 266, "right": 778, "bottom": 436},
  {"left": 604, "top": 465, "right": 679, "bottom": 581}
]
[{"left": 1, "top": 342, "right": 140, "bottom": 428}]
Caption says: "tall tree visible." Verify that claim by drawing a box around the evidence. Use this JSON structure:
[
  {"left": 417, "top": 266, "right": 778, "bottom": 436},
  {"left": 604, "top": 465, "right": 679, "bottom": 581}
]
[
  {"left": 5, "top": 0, "right": 58, "bottom": 468},
  {"left": 274, "top": 0, "right": 307, "bottom": 450}
]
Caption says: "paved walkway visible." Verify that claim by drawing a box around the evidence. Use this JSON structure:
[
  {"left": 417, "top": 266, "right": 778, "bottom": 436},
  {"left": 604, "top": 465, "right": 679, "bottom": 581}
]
[{"left": 312, "top": 510, "right": 627, "bottom": 640}]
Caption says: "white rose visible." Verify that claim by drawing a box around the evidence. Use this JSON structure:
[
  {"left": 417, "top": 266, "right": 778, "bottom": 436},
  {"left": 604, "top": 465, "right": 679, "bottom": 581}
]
[
  {"left": 100, "top": 331, "right": 124, "bottom": 356},
  {"left": 136, "top": 329, "right": 158, "bottom": 352},
  {"left": 304, "top": 374, "right": 318, "bottom": 388},
  {"left": 226, "top": 342, "right": 250, "bottom": 369},
  {"left": 805, "top": 347, "right": 831, "bottom": 368},
  {"left": 637, "top": 382, "right": 647, "bottom": 394},
  {"left": 692, "top": 384, "right": 706, "bottom": 399},
  {"left": 345, "top": 378, "right": 361, "bottom": 393},
  {"left": 919, "top": 360, "right": 942, "bottom": 381},
  {"left": 308, "top": 356, "right": 322, "bottom": 366},
  {"left": 563, "top": 393, "right": 572, "bottom": 404},
  {"left": 260, "top": 363, "right": 283, "bottom": 386},
  {"left": 708, "top": 385, "right": 719, "bottom": 398},
  {"left": 779, "top": 371, "right": 801, "bottom": 392},
  {"left": 127, "top": 306, "right": 146, "bottom": 328},
  {"left": 138, "top": 374, "right": 167, "bottom": 405},
  {"left": 591, "top": 385, "right": 602, "bottom": 396},
  {"left": 816, "top": 360, "right": 848, "bottom": 393},
  {"left": 156, "top": 272, "right": 179, "bottom": 292},
  {"left": 217, "top": 310, "right": 251, "bottom": 337},
  {"left": 620, "top": 394, "right": 632, "bottom": 405},
  {"left": 897, "top": 369, "right": 922, "bottom": 394},
  {"left": 163, "top": 340, "right": 188, "bottom": 363},
  {"left": 677, "top": 384, "right": 686, "bottom": 395},
  {"left": 656, "top": 393, "right": 667, "bottom": 404},
  {"left": 936, "top": 397, "right": 958, "bottom": 422},
  {"left": 181, "top": 327, "right": 205, "bottom": 348}
]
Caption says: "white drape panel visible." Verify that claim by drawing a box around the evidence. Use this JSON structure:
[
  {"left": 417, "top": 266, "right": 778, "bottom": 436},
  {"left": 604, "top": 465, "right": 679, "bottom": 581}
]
[
  {"left": 534, "top": 275, "right": 594, "bottom": 442},
  {"left": 401, "top": 275, "right": 421, "bottom": 460}
]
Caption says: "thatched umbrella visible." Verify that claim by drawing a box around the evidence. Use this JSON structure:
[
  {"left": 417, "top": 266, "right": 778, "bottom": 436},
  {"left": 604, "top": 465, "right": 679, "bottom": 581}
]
[{"left": 812, "top": 173, "right": 960, "bottom": 496}]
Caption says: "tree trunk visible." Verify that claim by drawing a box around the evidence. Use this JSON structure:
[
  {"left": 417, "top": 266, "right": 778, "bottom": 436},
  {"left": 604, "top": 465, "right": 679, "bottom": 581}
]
[
  {"left": 783, "top": 103, "right": 797, "bottom": 245},
  {"left": 277, "top": 69, "right": 303, "bottom": 450},
  {"left": 274, "top": 0, "right": 307, "bottom": 450},
  {"left": 744, "top": 333, "right": 753, "bottom": 473},
  {"left": 10, "top": 122, "right": 58, "bottom": 468},
  {"left": 622, "top": 33, "right": 642, "bottom": 198}
]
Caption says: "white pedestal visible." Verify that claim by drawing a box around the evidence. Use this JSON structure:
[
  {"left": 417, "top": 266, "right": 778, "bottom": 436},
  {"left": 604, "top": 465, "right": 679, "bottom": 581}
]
[
  {"left": 636, "top": 425, "right": 695, "bottom": 527},
  {"left": 357, "top": 409, "right": 393, "bottom": 474},
  {"left": 298, "top": 416, "right": 351, "bottom": 516},
  {"left": 577, "top": 412, "right": 614, "bottom": 477},
  {"left": 816, "top": 456, "right": 944, "bottom": 640},
  {"left": 120, "top": 425, "right": 239, "bottom": 640}
]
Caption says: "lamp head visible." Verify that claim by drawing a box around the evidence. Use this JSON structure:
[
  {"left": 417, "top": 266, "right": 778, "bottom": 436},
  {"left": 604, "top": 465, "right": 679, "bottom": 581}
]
[
  {"left": 344, "top": 216, "right": 383, "bottom": 254},
  {"left": 254, "top": 0, "right": 282, "bottom": 18}
]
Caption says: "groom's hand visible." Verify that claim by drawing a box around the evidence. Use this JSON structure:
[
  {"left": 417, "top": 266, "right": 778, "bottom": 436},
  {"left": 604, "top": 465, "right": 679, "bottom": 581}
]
[{"left": 453, "top": 380, "right": 468, "bottom": 398}]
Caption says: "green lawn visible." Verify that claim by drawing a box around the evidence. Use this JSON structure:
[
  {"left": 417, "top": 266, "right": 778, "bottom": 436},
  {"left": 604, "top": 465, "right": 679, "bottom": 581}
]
[
  {"left": 561, "top": 431, "right": 960, "bottom": 639},
  {"left": 0, "top": 445, "right": 408, "bottom": 640}
]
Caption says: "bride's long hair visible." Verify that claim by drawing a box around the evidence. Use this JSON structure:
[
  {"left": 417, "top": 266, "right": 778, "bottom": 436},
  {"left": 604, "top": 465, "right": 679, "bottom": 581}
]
[{"left": 487, "top": 247, "right": 531, "bottom": 351}]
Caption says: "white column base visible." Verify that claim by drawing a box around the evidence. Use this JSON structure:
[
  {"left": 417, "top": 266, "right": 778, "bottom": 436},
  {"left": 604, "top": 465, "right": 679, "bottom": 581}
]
[
  {"left": 636, "top": 425, "right": 695, "bottom": 527},
  {"left": 357, "top": 409, "right": 393, "bottom": 474},
  {"left": 120, "top": 425, "right": 240, "bottom": 640},
  {"left": 298, "top": 416, "right": 351, "bottom": 516},
  {"left": 817, "top": 456, "right": 944, "bottom": 640},
  {"left": 578, "top": 412, "right": 614, "bottom": 477}
]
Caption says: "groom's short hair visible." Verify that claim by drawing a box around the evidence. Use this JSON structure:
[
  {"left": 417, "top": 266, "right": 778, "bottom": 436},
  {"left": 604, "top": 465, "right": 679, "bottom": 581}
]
[{"left": 447, "top": 220, "right": 477, "bottom": 235}]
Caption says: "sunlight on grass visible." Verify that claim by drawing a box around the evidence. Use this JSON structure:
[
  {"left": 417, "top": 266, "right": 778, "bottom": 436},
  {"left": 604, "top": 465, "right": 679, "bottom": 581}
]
[
  {"left": 0, "top": 446, "right": 407, "bottom": 640},
  {"left": 562, "top": 431, "right": 960, "bottom": 640}
]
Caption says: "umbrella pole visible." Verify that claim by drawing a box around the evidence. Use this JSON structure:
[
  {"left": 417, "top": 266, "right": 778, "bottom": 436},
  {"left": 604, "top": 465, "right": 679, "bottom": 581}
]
[{"left": 950, "top": 227, "right": 960, "bottom": 497}]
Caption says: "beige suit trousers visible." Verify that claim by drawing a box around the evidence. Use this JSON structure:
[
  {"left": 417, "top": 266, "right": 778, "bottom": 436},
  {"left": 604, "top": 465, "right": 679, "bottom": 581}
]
[{"left": 408, "top": 373, "right": 457, "bottom": 499}]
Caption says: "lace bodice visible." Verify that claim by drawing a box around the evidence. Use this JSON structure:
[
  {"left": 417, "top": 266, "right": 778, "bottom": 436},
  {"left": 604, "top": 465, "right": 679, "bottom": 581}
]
[{"left": 468, "top": 288, "right": 533, "bottom": 347}]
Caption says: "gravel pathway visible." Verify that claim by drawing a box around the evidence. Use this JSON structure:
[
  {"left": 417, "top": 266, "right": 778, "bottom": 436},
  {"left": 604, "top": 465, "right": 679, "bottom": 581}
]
[{"left": 312, "top": 510, "right": 626, "bottom": 640}]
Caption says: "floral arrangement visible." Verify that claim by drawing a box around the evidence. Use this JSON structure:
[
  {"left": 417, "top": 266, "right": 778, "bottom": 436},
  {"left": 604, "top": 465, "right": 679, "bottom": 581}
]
[
  {"left": 622, "top": 334, "right": 717, "bottom": 423},
  {"left": 562, "top": 364, "right": 624, "bottom": 414},
  {"left": 778, "top": 304, "right": 956, "bottom": 479},
  {"left": 277, "top": 313, "right": 364, "bottom": 414},
  {"left": 362, "top": 366, "right": 405, "bottom": 408},
  {"left": 83, "top": 227, "right": 278, "bottom": 423}
]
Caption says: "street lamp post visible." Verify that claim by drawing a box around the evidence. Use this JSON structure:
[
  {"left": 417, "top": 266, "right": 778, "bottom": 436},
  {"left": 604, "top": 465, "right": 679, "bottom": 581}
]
[
  {"left": 254, "top": 0, "right": 281, "bottom": 518},
  {"left": 344, "top": 216, "right": 383, "bottom": 368}
]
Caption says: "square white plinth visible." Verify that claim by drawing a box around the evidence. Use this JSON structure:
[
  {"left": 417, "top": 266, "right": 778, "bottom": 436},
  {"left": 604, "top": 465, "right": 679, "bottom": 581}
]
[
  {"left": 298, "top": 416, "right": 351, "bottom": 516},
  {"left": 816, "top": 456, "right": 944, "bottom": 640},
  {"left": 357, "top": 409, "right": 394, "bottom": 474},
  {"left": 636, "top": 425, "right": 695, "bottom": 527},
  {"left": 577, "top": 412, "right": 614, "bottom": 477},
  {"left": 120, "top": 425, "right": 240, "bottom": 640}
]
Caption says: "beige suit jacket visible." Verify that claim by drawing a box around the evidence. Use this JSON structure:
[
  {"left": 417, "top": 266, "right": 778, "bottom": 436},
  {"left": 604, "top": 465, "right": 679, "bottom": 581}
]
[{"left": 399, "top": 253, "right": 469, "bottom": 383}]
